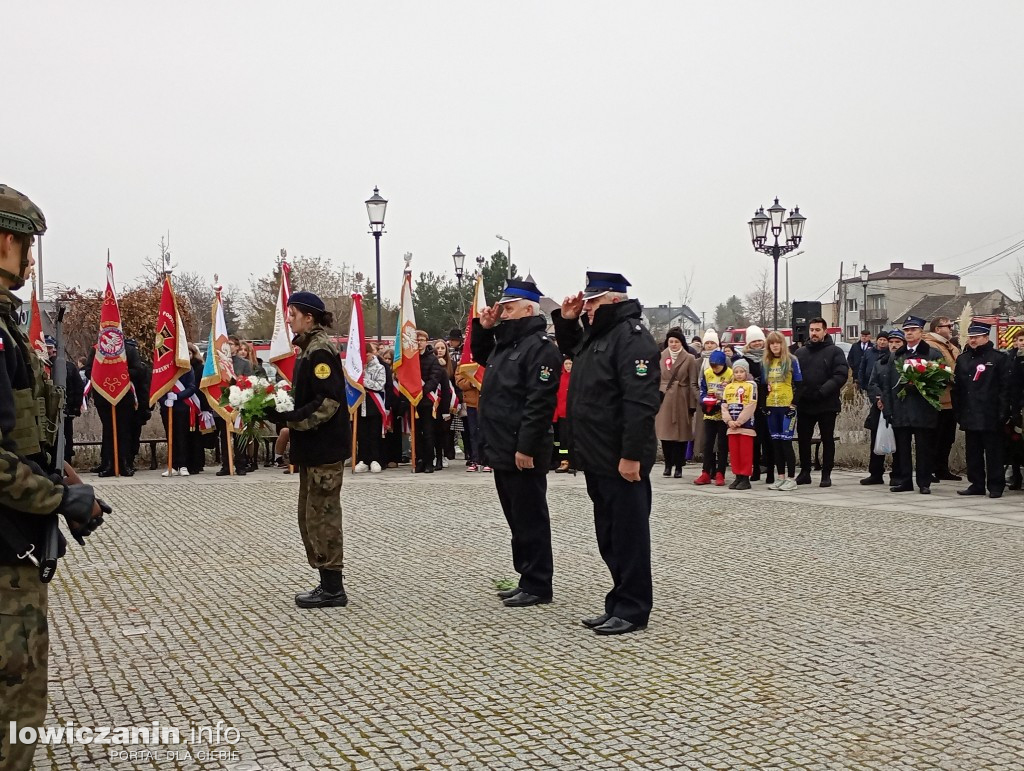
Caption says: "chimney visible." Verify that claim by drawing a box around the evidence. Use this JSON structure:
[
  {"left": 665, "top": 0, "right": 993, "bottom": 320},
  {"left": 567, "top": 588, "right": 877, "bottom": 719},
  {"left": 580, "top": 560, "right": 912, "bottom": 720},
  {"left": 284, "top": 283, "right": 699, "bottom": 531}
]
[
  {"left": 890, "top": 262, "right": 903, "bottom": 270},
  {"left": 921, "top": 263, "right": 934, "bottom": 272}
]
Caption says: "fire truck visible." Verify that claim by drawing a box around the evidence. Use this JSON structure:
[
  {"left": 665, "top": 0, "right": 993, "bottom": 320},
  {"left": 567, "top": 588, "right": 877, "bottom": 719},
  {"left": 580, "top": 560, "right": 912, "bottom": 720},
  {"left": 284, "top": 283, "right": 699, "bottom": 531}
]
[{"left": 972, "top": 316, "right": 1024, "bottom": 350}]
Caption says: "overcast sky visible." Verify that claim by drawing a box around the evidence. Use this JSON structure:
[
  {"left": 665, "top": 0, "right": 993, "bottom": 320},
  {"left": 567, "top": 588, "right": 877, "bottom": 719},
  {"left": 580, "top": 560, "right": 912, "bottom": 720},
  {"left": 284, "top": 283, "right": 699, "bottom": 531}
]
[{"left": 7, "top": 1, "right": 1024, "bottom": 324}]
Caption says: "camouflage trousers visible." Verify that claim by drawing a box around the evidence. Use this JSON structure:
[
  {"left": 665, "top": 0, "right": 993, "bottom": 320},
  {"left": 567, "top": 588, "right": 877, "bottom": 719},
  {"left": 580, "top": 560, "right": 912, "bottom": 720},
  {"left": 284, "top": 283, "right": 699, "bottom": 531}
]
[
  {"left": 0, "top": 565, "right": 48, "bottom": 771},
  {"left": 297, "top": 462, "right": 345, "bottom": 571}
]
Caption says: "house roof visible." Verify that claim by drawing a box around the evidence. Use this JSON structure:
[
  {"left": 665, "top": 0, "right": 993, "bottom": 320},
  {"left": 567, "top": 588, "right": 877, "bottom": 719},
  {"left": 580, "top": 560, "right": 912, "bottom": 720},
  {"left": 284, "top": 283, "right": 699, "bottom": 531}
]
[
  {"left": 898, "top": 290, "right": 1010, "bottom": 324},
  {"left": 842, "top": 262, "right": 959, "bottom": 282},
  {"left": 644, "top": 304, "right": 701, "bottom": 327}
]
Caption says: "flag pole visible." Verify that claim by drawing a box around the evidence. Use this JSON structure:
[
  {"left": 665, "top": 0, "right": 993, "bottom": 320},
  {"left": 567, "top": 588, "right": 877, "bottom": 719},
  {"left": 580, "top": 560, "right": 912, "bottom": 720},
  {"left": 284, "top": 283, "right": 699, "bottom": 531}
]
[
  {"left": 112, "top": 407, "right": 121, "bottom": 477},
  {"left": 351, "top": 412, "right": 358, "bottom": 472},
  {"left": 167, "top": 407, "right": 174, "bottom": 475},
  {"left": 410, "top": 409, "right": 417, "bottom": 473},
  {"left": 226, "top": 422, "right": 236, "bottom": 475}
]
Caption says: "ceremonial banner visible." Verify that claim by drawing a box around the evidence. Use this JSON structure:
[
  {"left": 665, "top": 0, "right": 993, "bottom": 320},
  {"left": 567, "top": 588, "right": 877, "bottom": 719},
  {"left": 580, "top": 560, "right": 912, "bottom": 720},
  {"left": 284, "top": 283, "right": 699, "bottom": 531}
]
[
  {"left": 200, "top": 285, "right": 236, "bottom": 421},
  {"left": 150, "top": 275, "right": 191, "bottom": 405},
  {"left": 28, "top": 285, "right": 47, "bottom": 366},
  {"left": 457, "top": 273, "right": 488, "bottom": 387},
  {"left": 268, "top": 260, "right": 296, "bottom": 384},
  {"left": 393, "top": 273, "right": 422, "bottom": 406},
  {"left": 344, "top": 293, "right": 366, "bottom": 414},
  {"left": 90, "top": 259, "right": 132, "bottom": 406}
]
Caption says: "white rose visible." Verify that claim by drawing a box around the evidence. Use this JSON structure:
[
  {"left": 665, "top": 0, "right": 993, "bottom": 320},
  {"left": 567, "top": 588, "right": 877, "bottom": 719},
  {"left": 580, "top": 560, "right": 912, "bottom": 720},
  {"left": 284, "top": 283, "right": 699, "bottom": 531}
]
[{"left": 227, "top": 385, "right": 244, "bottom": 407}]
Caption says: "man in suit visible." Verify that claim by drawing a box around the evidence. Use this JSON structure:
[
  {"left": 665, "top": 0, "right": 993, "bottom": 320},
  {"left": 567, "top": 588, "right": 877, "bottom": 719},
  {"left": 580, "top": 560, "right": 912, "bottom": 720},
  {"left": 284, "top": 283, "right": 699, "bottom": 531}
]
[{"left": 847, "top": 330, "right": 872, "bottom": 390}]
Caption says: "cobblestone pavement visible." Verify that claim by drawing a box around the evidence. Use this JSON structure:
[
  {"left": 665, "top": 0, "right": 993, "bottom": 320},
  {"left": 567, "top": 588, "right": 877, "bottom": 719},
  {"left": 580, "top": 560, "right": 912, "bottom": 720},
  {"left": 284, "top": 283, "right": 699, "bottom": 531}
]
[{"left": 38, "top": 465, "right": 1024, "bottom": 770}]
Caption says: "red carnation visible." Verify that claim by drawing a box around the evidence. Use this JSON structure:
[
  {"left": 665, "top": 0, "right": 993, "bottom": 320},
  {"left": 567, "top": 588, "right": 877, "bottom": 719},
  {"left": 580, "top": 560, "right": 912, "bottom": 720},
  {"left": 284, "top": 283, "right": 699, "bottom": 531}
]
[
  {"left": 237, "top": 376, "right": 252, "bottom": 389},
  {"left": 280, "top": 384, "right": 291, "bottom": 392},
  {"left": 915, "top": 364, "right": 926, "bottom": 373},
  {"left": 265, "top": 384, "right": 275, "bottom": 394}
]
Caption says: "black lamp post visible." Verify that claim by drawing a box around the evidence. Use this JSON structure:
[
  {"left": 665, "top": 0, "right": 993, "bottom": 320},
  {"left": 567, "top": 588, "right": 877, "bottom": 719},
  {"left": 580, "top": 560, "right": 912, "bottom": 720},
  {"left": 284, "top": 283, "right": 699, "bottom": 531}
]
[
  {"left": 748, "top": 197, "right": 806, "bottom": 331},
  {"left": 365, "top": 186, "right": 388, "bottom": 341},
  {"left": 453, "top": 246, "right": 466, "bottom": 286},
  {"left": 860, "top": 264, "right": 870, "bottom": 336}
]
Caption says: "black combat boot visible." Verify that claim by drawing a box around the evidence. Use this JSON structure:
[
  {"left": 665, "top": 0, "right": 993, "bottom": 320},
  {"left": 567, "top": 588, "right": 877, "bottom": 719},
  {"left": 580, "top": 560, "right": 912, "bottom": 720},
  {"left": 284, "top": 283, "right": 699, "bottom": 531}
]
[{"left": 295, "top": 570, "right": 348, "bottom": 609}]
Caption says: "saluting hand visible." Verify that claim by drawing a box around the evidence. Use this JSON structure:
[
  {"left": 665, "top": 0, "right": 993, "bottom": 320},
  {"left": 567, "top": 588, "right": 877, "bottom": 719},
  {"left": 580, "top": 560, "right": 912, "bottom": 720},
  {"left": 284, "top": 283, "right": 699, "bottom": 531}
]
[
  {"left": 618, "top": 458, "right": 641, "bottom": 482},
  {"left": 479, "top": 302, "right": 501, "bottom": 329},
  {"left": 561, "top": 292, "right": 584, "bottom": 320}
]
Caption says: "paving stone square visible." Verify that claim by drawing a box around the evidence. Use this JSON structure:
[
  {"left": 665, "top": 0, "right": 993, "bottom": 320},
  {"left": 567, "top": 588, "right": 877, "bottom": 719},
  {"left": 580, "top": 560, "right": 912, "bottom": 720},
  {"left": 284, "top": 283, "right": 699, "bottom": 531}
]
[{"left": 37, "top": 467, "right": 1024, "bottom": 770}]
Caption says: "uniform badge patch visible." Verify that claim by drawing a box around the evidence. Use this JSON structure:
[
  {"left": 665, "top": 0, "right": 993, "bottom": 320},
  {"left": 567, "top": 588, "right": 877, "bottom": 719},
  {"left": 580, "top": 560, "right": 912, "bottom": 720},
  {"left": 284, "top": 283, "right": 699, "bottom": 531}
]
[
  {"left": 539, "top": 365, "right": 552, "bottom": 382},
  {"left": 314, "top": 363, "right": 331, "bottom": 379},
  {"left": 635, "top": 360, "right": 649, "bottom": 377}
]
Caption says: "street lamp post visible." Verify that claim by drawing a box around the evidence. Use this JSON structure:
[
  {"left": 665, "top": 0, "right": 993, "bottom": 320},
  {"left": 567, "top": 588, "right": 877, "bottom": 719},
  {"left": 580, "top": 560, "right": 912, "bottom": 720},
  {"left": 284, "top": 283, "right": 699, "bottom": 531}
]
[
  {"left": 452, "top": 246, "right": 466, "bottom": 286},
  {"left": 860, "top": 264, "right": 870, "bottom": 336},
  {"left": 495, "top": 234, "right": 511, "bottom": 281},
  {"left": 365, "top": 186, "right": 388, "bottom": 342},
  {"left": 748, "top": 198, "right": 806, "bottom": 331},
  {"left": 781, "top": 249, "right": 805, "bottom": 321}
]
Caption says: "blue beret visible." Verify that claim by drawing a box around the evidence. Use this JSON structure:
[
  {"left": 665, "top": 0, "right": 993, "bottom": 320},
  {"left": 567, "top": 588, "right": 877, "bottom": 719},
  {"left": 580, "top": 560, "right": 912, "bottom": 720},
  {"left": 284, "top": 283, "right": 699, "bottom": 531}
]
[{"left": 288, "top": 291, "right": 326, "bottom": 314}]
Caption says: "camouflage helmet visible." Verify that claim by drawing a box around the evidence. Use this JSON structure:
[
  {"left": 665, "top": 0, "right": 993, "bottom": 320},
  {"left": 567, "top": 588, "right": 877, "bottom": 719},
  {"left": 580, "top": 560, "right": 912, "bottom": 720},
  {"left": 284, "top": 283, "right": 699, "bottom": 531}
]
[{"left": 0, "top": 185, "right": 47, "bottom": 236}]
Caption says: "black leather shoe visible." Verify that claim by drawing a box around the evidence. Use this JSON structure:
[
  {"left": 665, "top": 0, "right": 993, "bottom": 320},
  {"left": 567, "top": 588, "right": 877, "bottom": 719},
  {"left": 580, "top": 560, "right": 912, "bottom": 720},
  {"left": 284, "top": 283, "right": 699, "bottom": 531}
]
[
  {"left": 989, "top": 491, "right": 1003, "bottom": 499},
  {"left": 98, "top": 469, "right": 117, "bottom": 478},
  {"left": 215, "top": 467, "right": 233, "bottom": 476},
  {"left": 1008, "top": 479, "right": 1022, "bottom": 491},
  {"left": 860, "top": 476, "right": 884, "bottom": 485},
  {"left": 296, "top": 570, "right": 348, "bottom": 608},
  {"left": 919, "top": 486, "right": 931, "bottom": 495},
  {"left": 593, "top": 616, "right": 647, "bottom": 635},
  {"left": 957, "top": 488, "right": 985, "bottom": 496},
  {"left": 496, "top": 586, "right": 521, "bottom": 599},
  {"left": 503, "top": 592, "right": 551, "bottom": 607},
  {"left": 434, "top": 460, "right": 444, "bottom": 471},
  {"left": 662, "top": 466, "right": 672, "bottom": 477},
  {"left": 819, "top": 476, "right": 832, "bottom": 488},
  {"left": 795, "top": 471, "right": 812, "bottom": 485},
  {"left": 90, "top": 465, "right": 105, "bottom": 474},
  {"left": 728, "top": 478, "right": 740, "bottom": 490},
  {"left": 581, "top": 613, "right": 611, "bottom": 629},
  {"left": 734, "top": 476, "right": 751, "bottom": 490},
  {"left": 937, "top": 472, "right": 963, "bottom": 482},
  {"left": 673, "top": 467, "right": 683, "bottom": 479},
  {"left": 890, "top": 485, "right": 913, "bottom": 493},
  {"left": 422, "top": 466, "right": 434, "bottom": 474}
]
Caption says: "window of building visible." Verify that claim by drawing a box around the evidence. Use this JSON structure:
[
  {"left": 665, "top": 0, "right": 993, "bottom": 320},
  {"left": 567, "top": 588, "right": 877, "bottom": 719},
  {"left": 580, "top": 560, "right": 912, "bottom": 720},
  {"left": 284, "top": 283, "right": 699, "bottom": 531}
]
[
  {"left": 846, "top": 325, "right": 859, "bottom": 339},
  {"left": 846, "top": 299, "right": 859, "bottom": 312}
]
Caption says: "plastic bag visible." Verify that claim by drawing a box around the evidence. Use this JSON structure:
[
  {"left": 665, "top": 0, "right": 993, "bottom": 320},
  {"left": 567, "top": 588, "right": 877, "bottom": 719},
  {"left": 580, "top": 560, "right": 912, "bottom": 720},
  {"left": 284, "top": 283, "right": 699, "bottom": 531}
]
[{"left": 874, "top": 417, "right": 896, "bottom": 455}]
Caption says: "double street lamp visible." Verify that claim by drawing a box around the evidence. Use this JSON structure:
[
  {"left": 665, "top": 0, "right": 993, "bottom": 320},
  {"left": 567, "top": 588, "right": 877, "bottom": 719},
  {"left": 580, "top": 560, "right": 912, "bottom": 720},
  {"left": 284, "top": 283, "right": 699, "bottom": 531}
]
[
  {"left": 748, "top": 197, "right": 806, "bottom": 331},
  {"left": 365, "top": 186, "right": 388, "bottom": 341}
]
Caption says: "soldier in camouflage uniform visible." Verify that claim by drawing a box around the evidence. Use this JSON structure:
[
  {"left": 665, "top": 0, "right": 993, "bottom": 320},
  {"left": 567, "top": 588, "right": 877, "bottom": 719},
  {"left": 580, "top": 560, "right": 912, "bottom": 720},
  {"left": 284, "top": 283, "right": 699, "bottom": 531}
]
[
  {"left": 0, "top": 185, "right": 106, "bottom": 770},
  {"left": 272, "top": 291, "right": 349, "bottom": 608}
]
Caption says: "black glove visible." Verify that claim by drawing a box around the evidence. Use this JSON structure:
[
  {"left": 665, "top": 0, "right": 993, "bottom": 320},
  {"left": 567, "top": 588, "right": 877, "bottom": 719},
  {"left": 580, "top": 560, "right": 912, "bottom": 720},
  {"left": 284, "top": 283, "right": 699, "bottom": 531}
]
[{"left": 62, "top": 484, "right": 97, "bottom": 527}]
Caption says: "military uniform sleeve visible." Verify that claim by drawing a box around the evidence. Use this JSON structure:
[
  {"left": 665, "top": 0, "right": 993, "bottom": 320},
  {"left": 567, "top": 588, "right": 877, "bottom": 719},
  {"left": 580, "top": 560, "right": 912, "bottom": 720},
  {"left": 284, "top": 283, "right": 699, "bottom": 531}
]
[
  {"left": 470, "top": 319, "right": 496, "bottom": 364},
  {"left": 551, "top": 311, "right": 583, "bottom": 358},
  {"left": 516, "top": 338, "right": 563, "bottom": 457},
  {"left": 285, "top": 349, "right": 343, "bottom": 431},
  {"left": 616, "top": 326, "right": 661, "bottom": 462}
]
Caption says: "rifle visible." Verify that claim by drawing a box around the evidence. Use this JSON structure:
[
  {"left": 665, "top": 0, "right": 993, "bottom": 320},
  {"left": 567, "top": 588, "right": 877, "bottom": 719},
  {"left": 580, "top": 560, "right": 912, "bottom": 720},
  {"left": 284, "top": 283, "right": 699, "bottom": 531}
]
[{"left": 39, "top": 303, "right": 67, "bottom": 582}]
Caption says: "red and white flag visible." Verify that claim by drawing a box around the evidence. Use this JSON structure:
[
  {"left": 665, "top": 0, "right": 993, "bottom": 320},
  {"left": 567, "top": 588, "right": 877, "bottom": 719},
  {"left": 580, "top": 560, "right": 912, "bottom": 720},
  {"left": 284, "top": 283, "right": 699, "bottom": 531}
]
[
  {"left": 149, "top": 275, "right": 191, "bottom": 405},
  {"left": 268, "top": 260, "right": 296, "bottom": 384},
  {"left": 90, "top": 258, "right": 132, "bottom": 406},
  {"left": 200, "top": 284, "right": 236, "bottom": 421},
  {"left": 28, "top": 284, "right": 48, "bottom": 369},
  {"left": 393, "top": 273, "right": 422, "bottom": 405}
]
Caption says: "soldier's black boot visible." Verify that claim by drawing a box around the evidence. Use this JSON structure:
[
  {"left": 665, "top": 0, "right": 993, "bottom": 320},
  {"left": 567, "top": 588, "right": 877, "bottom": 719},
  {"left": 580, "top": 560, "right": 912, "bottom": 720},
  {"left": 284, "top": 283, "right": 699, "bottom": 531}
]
[{"left": 295, "top": 570, "right": 348, "bottom": 609}]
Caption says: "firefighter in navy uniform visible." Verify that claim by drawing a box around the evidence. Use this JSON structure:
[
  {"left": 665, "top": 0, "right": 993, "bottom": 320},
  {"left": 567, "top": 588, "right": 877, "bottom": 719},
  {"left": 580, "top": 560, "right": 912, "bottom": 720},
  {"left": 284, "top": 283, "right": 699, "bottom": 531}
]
[
  {"left": 0, "top": 185, "right": 106, "bottom": 771},
  {"left": 472, "top": 279, "right": 563, "bottom": 608},
  {"left": 553, "top": 272, "right": 660, "bottom": 636}
]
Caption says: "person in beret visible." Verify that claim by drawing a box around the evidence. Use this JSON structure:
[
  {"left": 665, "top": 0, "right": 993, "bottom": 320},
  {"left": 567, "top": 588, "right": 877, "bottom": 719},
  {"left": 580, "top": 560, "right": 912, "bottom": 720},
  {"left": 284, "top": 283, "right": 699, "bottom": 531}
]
[
  {"left": 273, "top": 291, "right": 350, "bottom": 608},
  {"left": 554, "top": 271, "right": 660, "bottom": 636}
]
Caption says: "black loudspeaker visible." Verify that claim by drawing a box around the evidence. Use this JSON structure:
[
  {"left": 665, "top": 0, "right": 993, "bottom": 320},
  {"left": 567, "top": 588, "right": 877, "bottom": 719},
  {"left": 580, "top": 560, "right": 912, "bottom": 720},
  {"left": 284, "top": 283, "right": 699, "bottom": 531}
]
[{"left": 791, "top": 301, "right": 822, "bottom": 344}]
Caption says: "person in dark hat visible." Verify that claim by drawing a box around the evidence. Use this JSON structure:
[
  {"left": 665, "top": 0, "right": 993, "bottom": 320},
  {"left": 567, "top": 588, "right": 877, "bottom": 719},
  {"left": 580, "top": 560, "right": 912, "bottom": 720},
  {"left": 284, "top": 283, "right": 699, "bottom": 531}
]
[
  {"left": 862, "top": 330, "right": 904, "bottom": 485},
  {"left": 473, "top": 279, "right": 563, "bottom": 607},
  {"left": 271, "top": 290, "right": 350, "bottom": 607},
  {"left": 953, "top": 321, "right": 1012, "bottom": 498},
  {"left": 879, "top": 316, "right": 944, "bottom": 494},
  {"left": 554, "top": 271, "right": 660, "bottom": 635}
]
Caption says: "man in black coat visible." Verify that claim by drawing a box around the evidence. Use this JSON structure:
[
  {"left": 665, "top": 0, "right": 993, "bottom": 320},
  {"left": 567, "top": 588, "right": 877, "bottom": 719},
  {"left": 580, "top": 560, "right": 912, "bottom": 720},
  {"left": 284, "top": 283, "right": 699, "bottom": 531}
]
[
  {"left": 473, "top": 280, "right": 563, "bottom": 608},
  {"left": 414, "top": 329, "right": 445, "bottom": 473},
  {"left": 126, "top": 339, "right": 151, "bottom": 473},
  {"left": 553, "top": 272, "right": 660, "bottom": 636},
  {"left": 858, "top": 333, "right": 887, "bottom": 392},
  {"left": 953, "top": 322, "right": 1012, "bottom": 498},
  {"left": 794, "top": 318, "right": 849, "bottom": 487},
  {"left": 880, "top": 316, "right": 945, "bottom": 494},
  {"left": 862, "top": 331, "right": 904, "bottom": 485},
  {"left": 847, "top": 330, "right": 872, "bottom": 389}
]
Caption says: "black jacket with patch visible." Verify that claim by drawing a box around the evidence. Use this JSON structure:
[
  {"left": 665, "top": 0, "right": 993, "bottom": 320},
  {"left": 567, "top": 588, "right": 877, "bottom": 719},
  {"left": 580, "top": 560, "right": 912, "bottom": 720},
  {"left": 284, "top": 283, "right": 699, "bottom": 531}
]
[
  {"left": 472, "top": 315, "right": 562, "bottom": 471},
  {"left": 952, "top": 341, "right": 1012, "bottom": 432},
  {"left": 552, "top": 300, "right": 660, "bottom": 477}
]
